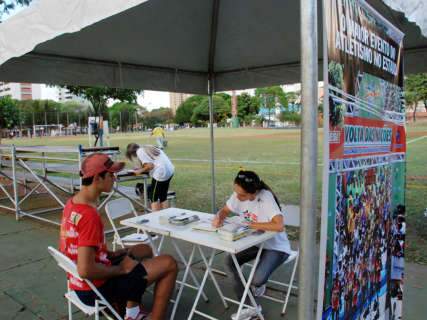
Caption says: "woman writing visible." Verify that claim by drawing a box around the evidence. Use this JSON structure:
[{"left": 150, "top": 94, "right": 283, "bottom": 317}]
[
  {"left": 212, "top": 170, "right": 291, "bottom": 320},
  {"left": 126, "top": 144, "right": 174, "bottom": 211}
]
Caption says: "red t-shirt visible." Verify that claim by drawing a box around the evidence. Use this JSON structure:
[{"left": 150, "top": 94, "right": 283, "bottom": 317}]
[{"left": 59, "top": 199, "right": 111, "bottom": 291}]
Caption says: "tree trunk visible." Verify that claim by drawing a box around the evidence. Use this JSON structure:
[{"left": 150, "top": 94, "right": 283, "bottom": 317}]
[{"left": 413, "top": 104, "right": 416, "bottom": 122}]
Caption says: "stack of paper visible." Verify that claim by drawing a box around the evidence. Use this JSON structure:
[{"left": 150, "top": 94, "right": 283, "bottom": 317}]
[
  {"left": 218, "top": 224, "right": 251, "bottom": 241},
  {"left": 192, "top": 221, "right": 219, "bottom": 232}
]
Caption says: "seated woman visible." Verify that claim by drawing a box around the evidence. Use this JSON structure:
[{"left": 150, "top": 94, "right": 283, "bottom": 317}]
[
  {"left": 212, "top": 170, "right": 291, "bottom": 320},
  {"left": 126, "top": 143, "right": 174, "bottom": 211}
]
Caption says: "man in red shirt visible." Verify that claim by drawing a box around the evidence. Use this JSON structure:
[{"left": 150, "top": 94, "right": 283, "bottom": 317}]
[{"left": 60, "top": 153, "right": 177, "bottom": 320}]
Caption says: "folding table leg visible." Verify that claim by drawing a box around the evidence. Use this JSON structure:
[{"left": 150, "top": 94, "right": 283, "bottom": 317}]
[
  {"left": 188, "top": 248, "right": 218, "bottom": 320},
  {"left": 171, "top": 241, "right": 209, "bottom": 302},
  {"left": 157, "top": 234, "right": 165, "bottom": 253},
  {"left": 146, "top": 233, "right": 161, "bottom": 256},
  {"left": 231, "top": 243, "right": 265, "bottom": 320},
  {"left": 197, "top": 246, "right": 228, "bottom": 309},
  {"left": 170, "top": 245, "right": 196, "bottom": 320}
]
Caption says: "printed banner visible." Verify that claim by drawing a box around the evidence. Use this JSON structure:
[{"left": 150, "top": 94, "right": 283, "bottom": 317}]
[{"left": 319, "top": 1, "right": 406, "bottom": 319}]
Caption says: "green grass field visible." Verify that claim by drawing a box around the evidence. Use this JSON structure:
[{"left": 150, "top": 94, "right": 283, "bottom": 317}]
[{"left": 2, "top": 123, "right": 427, "bottom": 263}]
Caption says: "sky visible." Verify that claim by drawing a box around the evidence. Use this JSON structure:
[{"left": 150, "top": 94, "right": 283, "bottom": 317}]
[{"left": 138, "top": 91, "right": 170, "bottom": 109}]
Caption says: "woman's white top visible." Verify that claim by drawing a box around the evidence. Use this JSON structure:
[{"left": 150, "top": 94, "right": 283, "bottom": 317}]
[
  {"left": 226, "top": 189, "right": 291, "bottom": 254},
  {"left": 136, "top": 148, "right": 174, "bottom": 181}
]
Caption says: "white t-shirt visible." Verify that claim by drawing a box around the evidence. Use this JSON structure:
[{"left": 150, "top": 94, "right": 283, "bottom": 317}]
[
  {"left": 136, "top": 148, "right": 174, "bottom": 181},
  {"left": 226, "top": 189, "right": 291, "bottom": 254}
]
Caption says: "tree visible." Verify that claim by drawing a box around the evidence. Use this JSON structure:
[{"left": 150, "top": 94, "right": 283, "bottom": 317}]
[
  {"left": 175, "top": 95, "right": 205, "bottom": 124},
  {"left": 15, "top": 99, "right": 61, "bottom": 126},
  {"left": 279, "top": 111, "right": 302, "bottom": 126},
  {"left": 59, "top": 101, "right": 91, "bottom": 126},
  {"left": 255, "top": 86, "right": 288, "bottom": 126},
  {"left": 62, "top": 86, "right": 141, "bottom": 117},
  {"left": 0, "top": 0, "right": 32, "bottom": 21},
  {"left": 191, "top": 95, "right": 230, "bottom": 126},
  {"left": 237, "top": 93, "right": 259, "bottom": 120},
  {"left": 287, "top": 91, "right": 300, "bottom": 105},
  {"left": 108, "top": 102, "right": 141, "bottom": 131},
  {"left": 255, "top": 86, "right": 288, "bottom": 107},
  {"left": 0, "top": 96, "right": 19, "bottom": 137},
  {"left": 405, "top": 73, "right": 427, "bottom": 121},
  {"left": 142, "top": 107, "right": 173, "bottom": 128},
  {"left": 404, "top": 91, "right": 419, "bottom": 122}
]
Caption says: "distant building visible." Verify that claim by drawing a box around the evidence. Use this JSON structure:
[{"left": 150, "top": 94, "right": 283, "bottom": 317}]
[
  {"left": 0, "top": 82, "right": 90, "bottom": 106},
  {"left": 169, "top": 92, "right": 193, "bottom": 115},
  {"left": 57, "top": 86, "right": 89, "bottom": 105},
  {"left": 0, "top": 82, "right": 42, "bottom": 100}
]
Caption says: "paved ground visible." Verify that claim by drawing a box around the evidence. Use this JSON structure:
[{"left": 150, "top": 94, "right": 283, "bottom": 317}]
[{"left": 0, "top": 210, "right": 426, "bottom": 319}]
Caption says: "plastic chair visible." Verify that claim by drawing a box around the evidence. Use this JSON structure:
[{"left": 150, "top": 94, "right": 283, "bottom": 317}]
[
  {"left": 105, "top": 198, "right": 155, "bottom": 250},
  {"left": 47, "top": 246, "right": 122, "bottom": 320},
  {"left": 244, "top": 204, "right": 300, "bottom": 316}
]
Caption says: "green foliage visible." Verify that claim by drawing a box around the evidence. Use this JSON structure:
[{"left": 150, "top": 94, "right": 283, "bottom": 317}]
[
  {"left": 175, "top": 95, "right": 205, "bottom": 124},
  {"left": 62, "top": 86, "right": 141, "bottom": 116},
  {"left": 286, "top": 91, "right": 300, "bottom": 104},
  {"left": 215, "top": 92, "right": 231, "bottom": 105},
  {"left": 279, "top": 111, "right": 302, "bottom": 125},
  {"left": 242, "top": 114, "right": 263, "bottom": 126},
  {"left": 255, "top": 86, "right": 288, "bottom": 109},
  {"left": 143, "top": 107, "right": 173, "bottom": 128},
  {"left": 15, "top": 99, "right": 62, "bottom": 126},
  {"left": 108, "top": 102, "right": 141, "bottom": 130},
  {"left": 405, "top": 73, "right": 427, "bottom": 110},
  {"left": 191, "top": 95, "right": 231, "bottom": 125},
  {"left": 237, "top": 93, "right": 259, "bottom": 120},
  {"left": 60, "top": 101, "right": 90, "bottom": 113},
  {"left": 0, "top": 96, "right": 19, "bottom": 129}
]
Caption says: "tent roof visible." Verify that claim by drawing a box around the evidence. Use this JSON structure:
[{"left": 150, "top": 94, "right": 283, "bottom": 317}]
[{"left": 0, "top": 0, "right": 426, "bottom": 94}]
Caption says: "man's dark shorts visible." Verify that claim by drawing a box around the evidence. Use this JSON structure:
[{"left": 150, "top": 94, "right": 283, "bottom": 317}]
[{"left": 75, "top": 261, "right": 148, "bottom": 306}]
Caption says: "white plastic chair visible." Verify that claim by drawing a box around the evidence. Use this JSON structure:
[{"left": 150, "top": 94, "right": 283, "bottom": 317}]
[
  {"left": 47, "top": 246, "right": 122, "bottom": 320},
  {"left": 105, "top": 198, "right": 155, "bottom": 250},
  {"left": 244, "top": 204, "right": 300, "bottom": 316}
]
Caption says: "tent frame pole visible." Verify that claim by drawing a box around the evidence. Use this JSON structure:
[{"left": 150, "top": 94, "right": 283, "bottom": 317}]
[
  {"left": 207, "top": 0, "right": 220, "bottom": 214},
  {"left": 208, "top": 78, "right": 216, "bottom": 214},
  {"left": 298, "top": 0, "right": 318, "bottom": 319}
]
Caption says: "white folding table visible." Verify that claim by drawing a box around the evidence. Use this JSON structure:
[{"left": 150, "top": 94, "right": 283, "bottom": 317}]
[{"left": 120, "top": 207, "right": 277, "bottom": 320}]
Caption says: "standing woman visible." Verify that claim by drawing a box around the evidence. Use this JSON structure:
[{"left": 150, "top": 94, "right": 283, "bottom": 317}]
[
  {"left": 126, "top": 143, "right": 174, "bottom": 211},
  {"left": 212, "top": 170, "right": 291, "bottom": 320}
]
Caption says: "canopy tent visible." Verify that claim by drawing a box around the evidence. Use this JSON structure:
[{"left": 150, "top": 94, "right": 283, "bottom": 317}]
[
  {"left": 0, "top": 0, "right": 426, "bottom": 93},
  {"left": 1, "top": 1, "right": 426, "bottom": 319}
]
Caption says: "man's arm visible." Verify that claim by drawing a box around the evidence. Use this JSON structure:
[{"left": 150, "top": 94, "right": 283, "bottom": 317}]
[{"left": 77, "top": 247, "right": 137, "bottom": 280}]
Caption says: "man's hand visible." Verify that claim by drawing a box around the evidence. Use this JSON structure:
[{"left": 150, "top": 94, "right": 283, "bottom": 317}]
[{"left": 119, "top": 255, "right": 139, "bottom": 274}]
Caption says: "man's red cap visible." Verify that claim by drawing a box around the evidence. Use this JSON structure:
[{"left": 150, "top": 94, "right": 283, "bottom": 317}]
[{"left": 80, "top": 153, "right": 124, "bottom": 179}]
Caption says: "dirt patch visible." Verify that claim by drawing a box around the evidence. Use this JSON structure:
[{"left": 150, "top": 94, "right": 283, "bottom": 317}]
[
  {"left": 407, "top": 176, "right": 427, "bottom": 181},
  {"left": 407, "top": 131, "right": 427, "bottom": 139}
]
